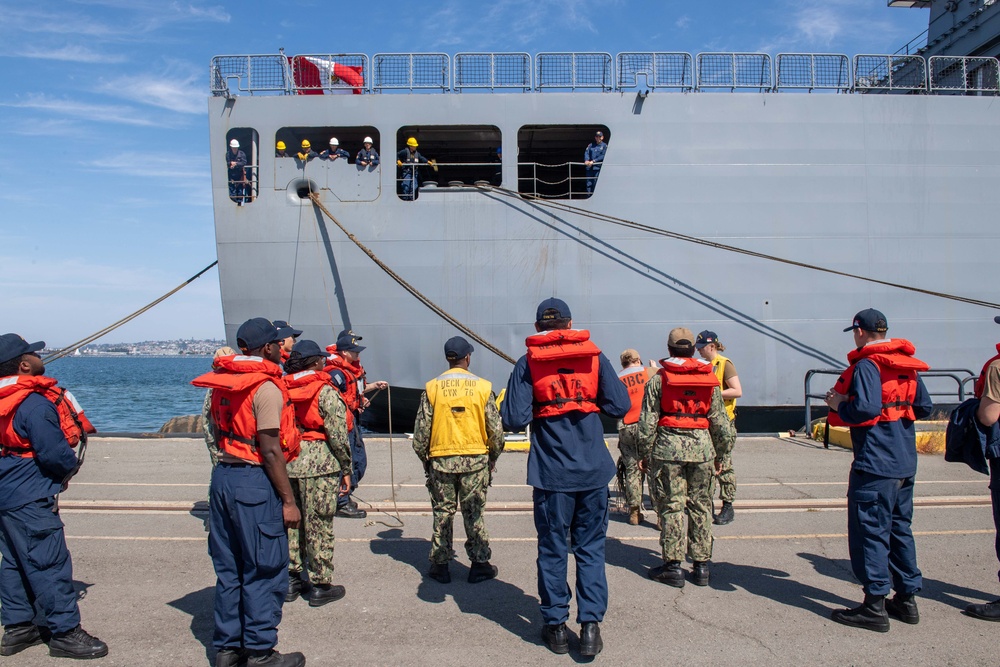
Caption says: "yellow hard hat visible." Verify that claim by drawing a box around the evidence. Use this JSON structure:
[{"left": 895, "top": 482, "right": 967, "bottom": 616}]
[
  {"left": 276, "top": 141, "right": 286, "bottom": 151},
  {"left": 406, "top": 137, "right": 418, "bottom": 148},
  {"left": 301, "top": 139, "right": 311, "bottom": 149}
]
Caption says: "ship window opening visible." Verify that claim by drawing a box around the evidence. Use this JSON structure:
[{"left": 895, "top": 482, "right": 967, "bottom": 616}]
[
  {"left": 276, "top": 127, "right": 380, "bottom": 164},
  {"left": 226, "top": 128, "right": 259, "bottom": 205},
  {"left": 395, "top": 125, "right": 501, "bottom": 200},
  {"left": 294, "top": 180, "right": 321, "bottom": 199},
  {"left": 516, "top": 125, "right": 609, "bottom": 200}
]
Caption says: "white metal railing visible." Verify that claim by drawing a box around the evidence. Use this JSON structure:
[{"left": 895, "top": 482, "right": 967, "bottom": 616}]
[
  {"left": 697, "top": 53, "right": 772, "bottom": 91},
  {"left": 775, "top": 54, "right": 852, "bottom": 91},
  {"left": 854, "top": 54, "right": 927, "bottom": 91},
  {"left": 616, "top": 52, "right": 694, "bottom": 91},
  {"left": 211, "top": 55, "right": 289, "bottom": 96},
  {"left": 929, "top": 56, "right": 1000, "bottom": 94},
  {"left": 535, "top": 52, "right": 614, "bottom": 91},
  {"left": 290, "top": 54, "right": 368, "bottom": 94},
  {"left": 454, "top": 53, "right": 532, "bottom": 91},
  {"left": 371, "top": 53, "right": 450, "bottom": 92}
]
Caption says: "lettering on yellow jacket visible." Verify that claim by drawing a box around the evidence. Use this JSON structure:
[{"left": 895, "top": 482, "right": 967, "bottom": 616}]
[{"left": 425, "top": 369, "right": 492, "bottom": 457}]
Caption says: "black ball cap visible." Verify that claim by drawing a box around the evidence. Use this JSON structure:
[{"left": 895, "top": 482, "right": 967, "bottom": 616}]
[
  {"left": 291, "top": 339, "right": 325, "bottom": 359},
  {"left": 444, "top": 336, "right": 474, "bottom": 360},
  {"left": 0, "top": 334, "right": 44, "bottom": 365},
  {"left": 844, "top": 308, "right": 888, "bottom": 333}
]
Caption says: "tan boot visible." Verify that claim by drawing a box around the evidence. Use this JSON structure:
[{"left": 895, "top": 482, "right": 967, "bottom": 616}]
[{"left": 628, "top": 507, "right": 643, "bottom": 525}]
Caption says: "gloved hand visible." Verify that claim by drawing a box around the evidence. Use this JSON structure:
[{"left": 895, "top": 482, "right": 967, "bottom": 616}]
[{"left": 397, "top": 159, "right": 403, "bottom": 166}]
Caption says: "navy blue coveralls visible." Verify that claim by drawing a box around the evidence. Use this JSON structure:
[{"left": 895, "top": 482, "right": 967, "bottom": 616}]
[
  {"left": 226, "top": 148, "right": 247, "bottom": 203},
  {"left": 207, "top": 389, "right": 289, "bottom": 653},
  {"left": 501, "top": 348, "right": 630, "bottom": 625},
  {"left": 329, "top": 369, "right": 367, "bottom": 507},
  {"left": 583, "top": 141, "right": 606, "bottom": 194},
  {"left": 835, "top": 359, "right": 933, "bottom": 597},
  {"left": 0, "top": 393, "right": 81, "bottom": 634},
  {"left": 396, "top": 148, "right": 429, "bottom": 200}
]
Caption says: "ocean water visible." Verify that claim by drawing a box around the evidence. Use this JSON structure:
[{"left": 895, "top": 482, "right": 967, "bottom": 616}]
[{"left": 44, "top": 356, "right": 213, "bottom": 433}]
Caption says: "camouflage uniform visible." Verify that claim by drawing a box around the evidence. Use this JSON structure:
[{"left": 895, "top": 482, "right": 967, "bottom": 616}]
[
  {"left": 285, "top": 385, "right": 351, "bottom": 585},
  {"left": 637, "top": 374, "right": 735, "bottom": 563},
  {"left": 617, "top": 421, "right": 658, "bottom": 510},
  {"left": 709, "top": 420, "right": 737, "bottom": 503},
  {"left": 201, "top": 390, "right": 220, "bottom": 466},
  {"left": 412, "top": 391, "right": 505, "bottom": 565}
]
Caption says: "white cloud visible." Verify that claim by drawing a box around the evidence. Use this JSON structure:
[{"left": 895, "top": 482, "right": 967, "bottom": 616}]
[
  {"left": 0, "top": 94, "right": 161, "bottom": 127},
  {"left": 99, "top": 71, "right": 204, "bottom": 114},
  {"left": 4, "top": 45, "right": 126, "bottom": 64},
  {"left": 82, "top": 152, "right": 209, "bottom": 182},
  {"left": 676, "top": 16, "right": 692, "bottom": 30}
]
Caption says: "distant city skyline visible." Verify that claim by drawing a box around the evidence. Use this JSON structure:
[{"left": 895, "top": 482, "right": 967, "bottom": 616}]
[{"left": 0, "top": 0, "right": 930, "bottom": 345}]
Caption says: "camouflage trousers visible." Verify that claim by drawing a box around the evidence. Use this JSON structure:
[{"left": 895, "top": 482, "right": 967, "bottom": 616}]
[
  {"left": 650, "top": 460, "right": 715, "bottom": 563},
  {"left": 425, "top": 466, "right": 491, "bottom": 565},
  {"left": 617, "top": 423, "right": 658, "bottom": 510},
  {"left": 710, "top": 451, "right": 736, "bottom": 503},
  {"left": 288, "top": 474, "right": 338, "bottom": 585}
]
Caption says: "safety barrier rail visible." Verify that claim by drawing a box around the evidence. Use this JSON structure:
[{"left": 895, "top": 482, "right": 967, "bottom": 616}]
[
  {"left": 454, "top": 53, "right": 532, "bottom": 91},
  {"left": 371, "top": 53, "right": 450, "bottom": 92},
  {"left": 804, "top": 367, "right": 975, "bottom": 448},
  {"left": 697, "top": 53, "right": 772, "bottom": 91},
  {"left": 290, "top": 54, "right": 368, "bottom": 93},
  {"left": 616, "top": 52, "right": 694, "bottom": 91},
  {"left": 227, "top": 165, "right": 258, "bottom": 205},
  {"left": 854, "top": 54, "right": 927, "bottom": 92},
  {"left": 929, "top": 56, "right": 1000, "bottom": 94},
  {"left": 535, "top": 52, "right": 614, "bottom": 91},
  {"left": 211, "top": 52, "right": 1000, "bottom": 96},
  {"left": 775, "top": 54, "right": 852, "bottom": 91},
  {"left": 516, "top": 161, "right": 593, "bottom": 200}
]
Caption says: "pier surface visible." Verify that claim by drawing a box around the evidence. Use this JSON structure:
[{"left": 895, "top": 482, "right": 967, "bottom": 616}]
[{"left": 15, "top": 435, "right": 998, "bottom": 666}]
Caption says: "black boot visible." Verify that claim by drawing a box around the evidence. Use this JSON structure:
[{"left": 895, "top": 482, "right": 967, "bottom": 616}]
[
  {"left": 428, "top": 562, "right": 451, "bottom": 583},
  {"left": 285, "top": 572, "right": 305, "bottom": 603},
  {"left": 246, "top": 649, "right": 306, "bottom": 666},
  {"left": 308, "top": 584, "right": 346, "bottom": 607},
  {"left": 691, "top": 561, "right": 710, "bottom": 587},
  {"left": 885, "top": 592, "right": 919, "bottom": 624},
  {"left": 579, "top": 622, "right": 603, "bottom": 657},
  {"left": 713, "top": 501, "right": 734, "bottom": 525},
  {"left": 0, "top": 624, "right": 45, "bottom": 656},
  {"left": 335, "top": 503, "right": 367, "bottom": 519},
  {"left": 831, "top": 594, "right": 890, "bottom": 632},
  {"left": 648, "top": 560, "right": 686, "bottom": 588},
  {"left": 540, "top": 623, "right": 569, "bottom": 654},
  {"left": 216, "top": 647, "right": 247, "bottom": 667},
  {"left": 48, "top": 626, "right": 109, "bottom": 659},
  {"left": 965, "top": 598, "right": 1000, "bottom": 622},
  {"left": 468, "top": 561, "right": 498, "bottom": 584}
]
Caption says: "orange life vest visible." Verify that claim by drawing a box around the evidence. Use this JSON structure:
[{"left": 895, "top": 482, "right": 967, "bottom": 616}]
[
  {"left": 525, "top": 329, "right": 601, "bottom": 418},
  {"left": 0, "top": 375, "right": 96, "bottom": 458},
  {"left": 826, "top": 339, "right": 929, "bottom": 428},
  {"left": 618, "top": 365, "right": 649, "bottom": 425},
  {"left": 191, "top": 355, "right": 301, "bottom": 463},
  {"left": 324, "top": 352, "right": 365, "bottom": 421},
  {"left": 656, "top": 357, "right": 719, "bottom": 429},
  {"left": 974, "top": 344, "right": 1000, "bottom": 400},
  {"left": 284, "top": 370, "right": 332, "bottom": 441}
]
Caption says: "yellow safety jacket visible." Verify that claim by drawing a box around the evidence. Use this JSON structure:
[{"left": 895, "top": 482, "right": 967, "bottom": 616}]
[
  {"left": 711, "top": 353, "right": 737, "bottom": 422},
  {"left": 426, "top": 368, "right": 492, "bottom": 458}
]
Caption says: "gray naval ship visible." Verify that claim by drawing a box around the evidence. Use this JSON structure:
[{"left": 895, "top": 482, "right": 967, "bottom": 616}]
[{"left": 207, "top": 0, "right": 1000, "bottom": 430}]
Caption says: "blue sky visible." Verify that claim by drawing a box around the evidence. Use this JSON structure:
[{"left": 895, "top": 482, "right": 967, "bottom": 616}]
[{"left": 0, "top": 0, "right": 929, "bottom": 346}]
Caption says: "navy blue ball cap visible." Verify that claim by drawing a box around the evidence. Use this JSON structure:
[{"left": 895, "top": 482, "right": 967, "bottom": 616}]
[
  {"left": 0, "top": 334, "right": 44, "bottom": 366},
  {"left": 236, "top": 318, "right": 281, "bottom": 351},
  {"left": 695, "top": 330, "right": 718, "bottom": 349},
  {"left": 291, "top": 339, "right": 325, "bottom": 359},
  {"left": 444, "top": 336, "right": 474, "bottom": 360},
  {"left": 844, "top": 308, "right": 888, "bottom": 333},
  {"left": 272, "top": 320, "right": 302, "bottom": 339},
  {"left": 336, "top": 330, "right": 366, "bottom": 353},
  {"left": 536, "top": 297, "right": 572, "bottom": 323},
  {"left": 994, "top": 316, "right": 1000, "bottom": 325}
]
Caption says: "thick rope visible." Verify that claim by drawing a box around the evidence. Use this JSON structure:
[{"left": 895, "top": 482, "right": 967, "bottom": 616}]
[
  {"left": 478, "top": 185, "right": 1000, "bottom": 310},
  {"left": 308, "top": 193, "right": 516, "bottom": 364}
]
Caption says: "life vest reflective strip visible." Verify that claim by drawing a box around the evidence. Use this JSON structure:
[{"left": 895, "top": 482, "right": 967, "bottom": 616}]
[
  {"left": 525, "top": 329, "right": 601, "bottom": 418},
  {"left": 0, "top": 375, "right": 96, "bottom": 458},
  {"left": 711, "top": 353, "right": 737, "bottom": 422},
  {"left": 191, "top": 355, "right": 301, "bottom": 463},
  {"left": 656, "top": 357, "right": 718, "bottom": 430},
  {"left": 425, "top": 369, "right": 492, "bottom": 457},
  {"left": 974, "top": 344, "right": 1000, "bottom": 400},
  {"left": 618, "top": 366, "right": 649, "bottom": 425},
  {"left": 826, "top": 339, "right": 930, "bottom": 428},
  {"left": 284, "top": 370, "right": 331, "bottom": 441}
]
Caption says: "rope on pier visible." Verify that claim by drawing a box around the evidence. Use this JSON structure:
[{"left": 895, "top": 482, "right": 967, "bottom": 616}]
[{"left": 307, "top": 193, "right": 517, "bottom": 365}]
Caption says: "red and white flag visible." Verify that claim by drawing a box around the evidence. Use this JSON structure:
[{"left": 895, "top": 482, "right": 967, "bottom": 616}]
[{"left": 290, "top": 57, "right": 364, "bottom": 95}]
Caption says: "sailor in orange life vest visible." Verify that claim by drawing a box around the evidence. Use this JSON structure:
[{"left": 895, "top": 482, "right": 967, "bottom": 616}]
[
  {"left": 616, "top": 349, "right": 655, "bottom": 525},
  {"left": 500, "top": 298, "right": 630, "bottom": 658},
  {"left": 324, "top": 329, "right": 388, "bottom": 519},
  {"left": 636, "top": 327, "right": 735, "bottom": 589},
  {"left": 191, "top": 318, "right": 306, "bottom": 667},
  {"left": 964, "top": 315, "right": 1000, "bottom": 622},
  {"left": 695, "top": 330, "right": 742, "bottom": 526},
  {"left": 272, "top": 321, "right": 302, "bottom": 365},
  {"left": 823, "top": 308, "right": 933, "bottom": 633},
  {"left": 282, "top": 340, "right": 352, "bottom": 608},
  {"left": 0, "top": 334, "right": 108, "bottom": 660}
]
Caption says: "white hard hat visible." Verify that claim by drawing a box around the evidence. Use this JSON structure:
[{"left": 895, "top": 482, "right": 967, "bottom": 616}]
[
  {"left": 329, "top": 138, "right": 339, "bottom": 146},
  {"left": 363, "top": 136, "right": 373, "bottom": 144},
  {"left": 229, "top": 139, "right": 239, "bottom": 148}
]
